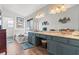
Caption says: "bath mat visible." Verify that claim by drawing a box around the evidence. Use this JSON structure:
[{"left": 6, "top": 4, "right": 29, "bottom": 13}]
[{"left": 21, "top": 42, "right": 33, "bottom": 50}]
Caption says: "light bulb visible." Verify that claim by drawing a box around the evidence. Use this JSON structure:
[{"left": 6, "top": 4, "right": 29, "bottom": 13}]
[
  {"left": 55, "top": 7, "right": 61, "bottom": 13},
  {"left": 55, "top": 7, "right": 59, "bottom": 11},
  {"left": 61, "top": 5, "right": 66, "bottom": 12},
  {"left": 35, "top": 13, "right": 45, "bottom": 19},
  {"left": 49, "top": 10, "right": 56, "bottom": 14}
]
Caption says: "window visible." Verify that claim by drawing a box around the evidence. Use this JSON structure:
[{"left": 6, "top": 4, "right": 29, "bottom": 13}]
[
  {"left": 8, "top": 20, "right": 14, "bottom": 28},
  {"left": 27, "top": 18, "right": 33, "bottom": 31}
]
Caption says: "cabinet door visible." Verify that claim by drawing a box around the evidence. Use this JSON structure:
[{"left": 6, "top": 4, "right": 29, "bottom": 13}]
[
  {"left": 56, "top": 43, "right": 63, "bottom": 55},
  {"left": 47, "top": 39, "right": 57, "bottom": 54},
  {"left": 48, "top": 41, "right": 64, "bottom": 55},
  {"left": 47, "top": 36, "right": 64, "bottom": 55},
  {"left": 75, "top": 47, "right": 79, "bottom": 55},
  {"left": 62, "top": 44, "right": 76, "bottom": 55},
  {"left": 28, "top": 32, "right": 33, "bottom": 44},
  {"left": 31, "top": 35, "right": 36, "bottom": 45},
  {"left": 69, "top": 39, "right": 79, "bottom": 47}
]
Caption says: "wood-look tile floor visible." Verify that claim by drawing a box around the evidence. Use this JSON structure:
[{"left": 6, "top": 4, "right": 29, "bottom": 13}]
[{"left": 7, "top": 41, "right": 48, "bottom": 55}]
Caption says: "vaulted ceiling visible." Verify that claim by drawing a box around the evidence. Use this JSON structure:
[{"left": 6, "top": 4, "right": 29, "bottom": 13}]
[
  {"left": 0, "top": 4, "right": 76, "bottom": 17},
  {"left": 0, "top": 4, "right": 47, "bottom": 17}
]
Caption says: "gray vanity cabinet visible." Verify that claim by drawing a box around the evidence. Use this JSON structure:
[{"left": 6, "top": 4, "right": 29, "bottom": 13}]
[
  {"left": 47, "top": 36, "right": 79, "bottom": 55},
  {"left": 28, "top": 32, "right": 79, "bottom": 55}
]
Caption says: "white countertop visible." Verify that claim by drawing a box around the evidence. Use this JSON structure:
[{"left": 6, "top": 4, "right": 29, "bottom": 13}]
[{"left": 34, "top": 31, "right": 79, "bottom": 40}]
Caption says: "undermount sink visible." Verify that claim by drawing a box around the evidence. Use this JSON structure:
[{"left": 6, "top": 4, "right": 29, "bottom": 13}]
[
  {"left": 72, "top": 31, "right": 79, "bottom": 36},
  {"left": 73, "top": 35, "right": 79, "bottom": 36}
]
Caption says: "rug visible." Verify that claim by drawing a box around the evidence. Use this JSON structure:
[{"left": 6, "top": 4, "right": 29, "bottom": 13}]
[{"left": 21, "top": 42, "right": 33, "bottom": 50}]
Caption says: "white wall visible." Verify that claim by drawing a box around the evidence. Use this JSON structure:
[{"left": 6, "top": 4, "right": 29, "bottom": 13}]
[
  {"left": 1, "top": 5, "right": 25, "bottom": 36},
  {"left": 45, "top": 5, "right": 79, "bottom": 31},
  {"left": 2, "top": 16, "right": 25, "bottom": 38},
  {"left": 2, "top": 17, "right": 14, "bottom": 37},
  {"left": 25, "top": 5, "right": 79, "bottom": 31}
]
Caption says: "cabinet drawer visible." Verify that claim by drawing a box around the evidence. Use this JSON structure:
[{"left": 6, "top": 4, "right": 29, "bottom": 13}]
[
  {"left": 46, "top": 35, "right": 52, "bottom": 40},
  {"left": 53, "top": 36, "right": 69, "bottom": 44},
  {"left": 40, "top": 34, "right": 47, "bottom": 39},
  {"left": 69, "top": 39, "right": 79, "bottom": 47},
  {"left": 36, "top": 34, "right": 47, "bottom": 39},
  {"left": 28, "top": 33, "right": 33, "bottom": 36},
  {"left": 28, "top": 32, "right": 35, "bottom": 35},
  {"left": 36, "top": 33, "right": 40, "bottom": 36}
]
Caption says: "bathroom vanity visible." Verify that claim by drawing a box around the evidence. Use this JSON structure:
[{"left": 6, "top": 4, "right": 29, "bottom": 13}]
[{"left": 28, "top": 31, "right": 79, "bottom": 55}]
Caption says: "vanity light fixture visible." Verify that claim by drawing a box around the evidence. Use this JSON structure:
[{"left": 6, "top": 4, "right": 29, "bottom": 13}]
[
  {"left": 49, "top": 4, "right": 67, "bottom": 14},
  {"left": 35, "top": 11, "right": 45, "bottom": 19}
]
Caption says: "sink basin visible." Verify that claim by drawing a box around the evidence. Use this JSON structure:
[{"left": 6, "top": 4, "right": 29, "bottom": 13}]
[
  {"left": 73, "top": 35, "right": 79, "bottom": 36},
  {"left": 72, "top": 31, "right": 79, "bottom": 36}
]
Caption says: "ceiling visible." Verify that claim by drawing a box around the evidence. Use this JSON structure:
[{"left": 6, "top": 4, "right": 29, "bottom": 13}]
[
  {"left": 0, "top": 4, "right": 76, "bottom": 17},
  {"left": 0, "top": 4, "right": 47, "bottom": 17}
]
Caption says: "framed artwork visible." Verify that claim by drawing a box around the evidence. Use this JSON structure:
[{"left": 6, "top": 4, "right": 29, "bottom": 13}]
[
  {"left": 16, "top": 17, "right": 24, "bottom": 28},
  {"left": 27, "top": 18, "right": 33, "bottom": 31},
  {"left": 58, "top": 17, "right": 71, "bottom": 24}
]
